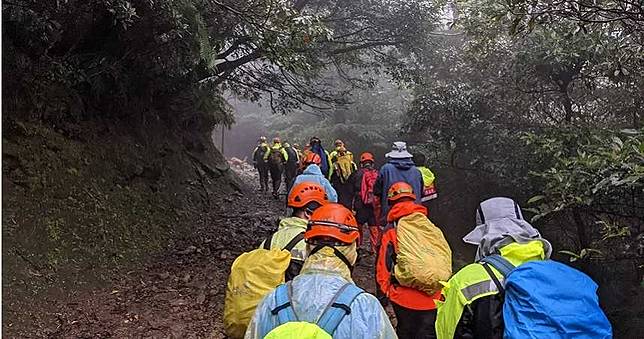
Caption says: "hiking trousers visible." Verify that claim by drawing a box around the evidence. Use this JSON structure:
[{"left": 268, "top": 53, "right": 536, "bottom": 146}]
[
  {"left": 269, "top": 163, "right": 283, "bottom": 195},
  {"left": 392, "top": 303, "right": 437, "bottom": 339},
  {"left": 284, "top": 163, "right": 298, "bottom": 193},
  {"left": 256, "top": 163, "right": 269, "bottom": 191}
]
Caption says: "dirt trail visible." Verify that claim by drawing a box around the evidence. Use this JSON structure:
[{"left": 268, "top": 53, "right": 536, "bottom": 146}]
[{"left": 21, "top": 167, "right": 379, "bottom": 338}]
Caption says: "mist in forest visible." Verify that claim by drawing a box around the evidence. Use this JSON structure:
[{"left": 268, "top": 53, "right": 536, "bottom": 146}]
[{"left": 3, "top": 0, "right": 642, "bottom": 336}]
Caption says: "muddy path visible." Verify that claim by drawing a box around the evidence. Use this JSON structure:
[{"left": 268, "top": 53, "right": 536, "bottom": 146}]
[{"left": 19, "top": 168, "right": 379, "bottom": 338}]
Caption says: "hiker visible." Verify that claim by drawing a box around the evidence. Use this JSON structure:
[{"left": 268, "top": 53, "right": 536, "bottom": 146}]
[
  {"left": 245, "top": 203, "right": 397, "bottom": 339},
  {"left": 308, "top": 136, "right": 332, "bottom": 178},
  {"left": 376, "top": 182, "right": 450, "bottom": 339},
  {"left": 348, "top": 152, "right": 379, "bottom": 252},
  {"left": 252, "top": 136, "right": 270, "bottom": 192},
  {"left": 329, "top": 142, "right": 357, "bottom": 209},
  {"left": 291, "top": 152, "right": 338, "bottom": 202},
  {"left": 412, "top": 152, "right": 438, "bottom": 209},
  {"left": 436, "top": 197, "right": 612, "bottom": 339},
  {"left": 223, "top": 182, "right": 328, "bottom": 338},
  {"left": 263, "top": 137, "right": 288, "bottom": 198},
  {"left": 373, "top": 141, "right": 424, "bottom": 226},
  {"left": 259, "top": 182, "right": 328, "bottom": 280},
  {"left": 282, "top": 142, "right": 300, "bottom": 193}
]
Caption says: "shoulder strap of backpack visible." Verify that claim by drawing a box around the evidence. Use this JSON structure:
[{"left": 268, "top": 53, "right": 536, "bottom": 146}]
[
  {"left": 316, "top": 283, "right": 365, "bottom": 335},
  {"left": 482, "top": 263, "right": 505, "bottom": 294},
  {"left": 282, "top": 232, "right": 305, "bottom": 251},
  {"left": 263, "top": 232, "right": 274, "bottom": 250},
  {"left": 270, "top": 283, "right": 298, "bottom": 325},
  {"left": 480, "top": 254, "right": 515, "bottom": 276}
]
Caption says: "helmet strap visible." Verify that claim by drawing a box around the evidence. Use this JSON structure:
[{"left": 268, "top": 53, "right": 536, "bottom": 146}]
[{"left": 309, "top": 244, "right": 354, "bottom": 272}]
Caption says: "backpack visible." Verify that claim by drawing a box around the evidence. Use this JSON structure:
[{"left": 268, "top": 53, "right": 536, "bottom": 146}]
[
  {"left": 224, "top": 233, "right": 304, "bottom": 339},
  {"left": 269, "top": 147, "right": 285, "bottom": 166},
  {"left": 262, "top": 282, "right": 365, "bottom": 339},
  {"left": 480, "top": 255, "right": 612, "bottom": 339},
  {"left": 255, "top": 145, "right": 269, "bottom": 163},
  {"left": 360, "top": 168, "right": 378, "bottom": 205},
  {"left": 393, "top": 213, "right": 452, "bottom": 294},
  {"left": 334, "top": 153, "right": 355, "bottom": 183}
]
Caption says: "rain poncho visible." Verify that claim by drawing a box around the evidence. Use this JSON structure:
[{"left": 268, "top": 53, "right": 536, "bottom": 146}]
[
  {"left": 291, "top": 164, "right": 338, "bottom": 202},
  {"left": 245, "top": 244, "right": 396, "bottom": 339}
]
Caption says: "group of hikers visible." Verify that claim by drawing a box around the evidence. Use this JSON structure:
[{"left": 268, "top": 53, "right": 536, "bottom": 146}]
[{"left": 228, "top": 138, "right": 613, "bottom": 339}]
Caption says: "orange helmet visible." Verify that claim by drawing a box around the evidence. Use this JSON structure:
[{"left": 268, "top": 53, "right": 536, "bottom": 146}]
[
  {"left": 360, "top": 152, "right": 375, "bottom": 163},
  {"left": 303, "top": 152, "right": 322, "bottom": 165},
  {"left": 288, "top": 182, "right": 328, "bottom": 208},
  {"left": 305, "top": 203, "right": 360, "bottom": 244},
  {"left": 387, "top": 182, "right": 416, "bottom": 202}
]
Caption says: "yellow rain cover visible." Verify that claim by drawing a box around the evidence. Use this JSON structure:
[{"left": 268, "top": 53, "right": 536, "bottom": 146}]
[
  {"left": 394, "top": 212, "right": 452, "bottom": 295},
  {"left": 264, "top": 321, "right": 332, "bottom": 339},
  {"left": 224, "top": 248, "right": 292, "bottom": 338}
]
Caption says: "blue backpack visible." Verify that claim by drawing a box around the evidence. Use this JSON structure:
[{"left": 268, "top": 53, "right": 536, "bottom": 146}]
[
  {"left": 262, "top": 282, "right": 364, "bottom": 338},
  {"left": 481, "top": 255, "right": 612, "bottom": 339}
]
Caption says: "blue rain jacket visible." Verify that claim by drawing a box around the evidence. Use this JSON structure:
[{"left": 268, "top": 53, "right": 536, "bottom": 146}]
[
  {"left": 291, "top": 164, "right": 338, "bottom": 202},
  {"left": 376, "top": 158, "right": 423, "bottom": 224}
]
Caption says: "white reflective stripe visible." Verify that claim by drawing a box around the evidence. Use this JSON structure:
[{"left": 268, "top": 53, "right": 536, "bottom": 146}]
[{"left": 460, "top": 278, "right": 504, "bottom": 301}]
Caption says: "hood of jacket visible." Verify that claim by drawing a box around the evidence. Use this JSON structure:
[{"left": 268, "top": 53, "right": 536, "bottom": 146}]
[
  {"left": 463, "top": 197, "right": 552, "bottom": 260},
  {"left": 278, "top": 216, "right": 308, "bottom": 231},
  {"left": 387, "top": 201, "right": 428, "bottom": 223},
  {"left": 388, "top": 158, "right": 415, "bottom": 170},
  {"left": 301, "top": 243, "right": 357, "bottom": 282},
  {"left": 303, "top": 164, "right": 323, "bottom": 176}
]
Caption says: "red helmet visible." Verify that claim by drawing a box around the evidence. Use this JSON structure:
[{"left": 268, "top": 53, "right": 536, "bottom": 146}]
[
  {"left": 288, "top": 182, "right": 328, "bottom": 208},
  {"left": 303, "top": 152, "right": 322, "bottom": 165},
  {"left": 360, "top": 152, "right": 375, "bottom": 163},
  {"left": 387, "top": 182, "right": 416, "bottom": 202},
  {"left": 305, "top": 203, "right": 359, "bottom": 244}
]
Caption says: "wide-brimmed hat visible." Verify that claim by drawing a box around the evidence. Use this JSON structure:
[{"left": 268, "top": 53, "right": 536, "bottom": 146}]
[
  {"left": 463, "top": 197, "right": 552, "bottom": 260},
  {"left": 385, "top": 141, "right": 413, "bottom": 159},
  {"left": 463, "top": 197, "right": 528, "bottom": 245}
]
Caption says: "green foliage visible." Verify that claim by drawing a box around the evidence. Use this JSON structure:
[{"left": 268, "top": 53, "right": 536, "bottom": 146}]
[
  {"left": 397, "top": 0, "right": 644, "bottom": 265},
  {"left": 3, "top": 0, "right": 440, "bottom": 133},
  {"left": 524, "top": 129, "right": 643, "bottom": 221}
]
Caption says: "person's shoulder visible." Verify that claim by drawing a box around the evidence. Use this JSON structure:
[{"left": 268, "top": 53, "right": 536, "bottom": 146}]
[
  {"left": 354, "top": 291, "right": 380, "bottom": 304},
  {"left": 451, "top": 262, "right": 487, "bottom": 280}
]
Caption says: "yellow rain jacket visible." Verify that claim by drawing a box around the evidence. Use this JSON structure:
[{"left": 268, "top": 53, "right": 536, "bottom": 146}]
[{"left": 259, "top": 217, "right": 308, "bottom": 263}]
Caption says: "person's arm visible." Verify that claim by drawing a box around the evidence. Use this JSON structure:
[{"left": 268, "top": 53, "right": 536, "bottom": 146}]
[
  {"left": 252, "top": 147, "right": 259, "bottom": 167},
  {"left": 373, "top": 172, "right": 383, "bottom": 199},
  {"left": 281, "top": 148, "right": 288, "bottom": 162},
  {"left": 243, "top": 291, "right": 277, "bottom": 339},
  {"left": 323, "top": 179, "right": 338, "bottom": 202}
]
